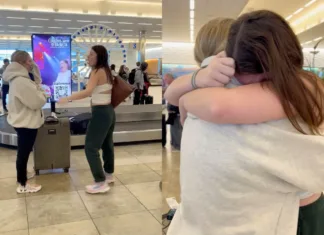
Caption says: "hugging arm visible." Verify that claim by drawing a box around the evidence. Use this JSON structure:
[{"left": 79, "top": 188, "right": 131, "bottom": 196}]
[{"left": 179, "top": 83, "right": 286, "bottom": 124}]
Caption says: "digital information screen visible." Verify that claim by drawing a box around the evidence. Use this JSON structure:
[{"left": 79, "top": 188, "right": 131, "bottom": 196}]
[{"left": 32, "top": 34, "right": 72, "bottom": 101}]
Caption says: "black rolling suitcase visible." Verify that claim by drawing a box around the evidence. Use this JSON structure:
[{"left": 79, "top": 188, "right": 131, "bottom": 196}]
[
  {"left": 69, "top": 112, "right": 91, "bottom": 135},
  {"left": 34, "top": 116, "right": 71, "bottom": 175},
  {"left": 145, "top": 95, "right": 154, "bottom": 104}
]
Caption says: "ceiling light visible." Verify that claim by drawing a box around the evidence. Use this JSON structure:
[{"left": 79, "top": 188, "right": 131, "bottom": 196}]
[
  {"left": 138, "top": 23, "right": 153, "bottom": 25},
  {"left": 304, "top": 40, "right": 312, "bottom": 44},
  {"left": 291, "top": 4, "right": 324, "bottom": 27},
  {"left": 286, "top": 15, "right": 293, "bottom": 20},
  {"left": 190, "top": 25, "right": 194, "bottom": 31},
  {"left": 0, "top": 31, "right": 5, "bottom": 33},
  {"left": 153, "top": 30, "right": 162, "bottom": 33},
  {"left": 77, "top": 20, "right": 92, "bottom": 23},
  {"left": 108, "top": 0, "right": 160, "bottom": 5},
  {"left": 8, "top": 31, "right": 22, "bottom": 33},
  {"left": 29, "top": 26, "right": 43, "bottom": 28},
  {"left": 8, "top": 25, "right": 23, "bottom": 27},
  {"left": 305, "top": 0, "right": 317, "bottom": 7},
  {"left": 118, "top": 22, "right": 133, "bottom": 25},
  {"left": 150, "top": 36, "right": 161, "bottom": 38},
  {"left": 190, "top": 10, "right": 195, "bottom": 19},
  {"left": 122, "top": 35, "right": 133, "bottom": 37},
  {"left": 7, "top": 17, "right": 25, "bottom": 20},
  {"left": 121, "top": 29, "right": 133, "bottom": 31},
  {"left": 313, "top": 36, "right": 322, "bottom": 41},
  {"left": 156, "top": 24, "right": 162, "bottom": 26},
  {"left": 190, "top": 0, "right": 195, "bottom": 10},
  {"left": 190, "top": 18, "right": 194, "bottom": 25},
  {"left": 145, "top": 47, "right": 162, "bottom": 51},
  {"left": 54, "top": 19, "right": 71, "bottom": 22},
  {"left": 31, "top": 18, "right": 49, "bottom": 21},
  {"left": 48, "top": 27, "right": 62, "bottom": 29},
  {"left": 98, "top": 21, "right": 114, "bottom": 24},
  {"left": 293, "top": 8, "right": 304, "bottom": 15}
]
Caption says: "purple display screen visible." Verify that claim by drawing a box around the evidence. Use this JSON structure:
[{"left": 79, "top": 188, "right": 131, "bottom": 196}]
[{"left": 32, "top": 34, "right": 72, "bottom": 101}]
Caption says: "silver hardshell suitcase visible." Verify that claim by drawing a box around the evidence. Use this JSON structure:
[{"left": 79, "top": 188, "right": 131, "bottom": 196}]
[{"left": 34, "top": 116, "right": 71, "bottom": 175}]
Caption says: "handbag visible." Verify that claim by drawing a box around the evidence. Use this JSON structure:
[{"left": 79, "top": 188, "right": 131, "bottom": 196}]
[{"left": 111, "top": 75, "right": 134, "bottom": 108}]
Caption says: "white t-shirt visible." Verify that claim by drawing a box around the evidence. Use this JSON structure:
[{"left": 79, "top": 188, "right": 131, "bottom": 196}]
[{"left": 55, "top": 70, "right": 71, "bottom": 84}]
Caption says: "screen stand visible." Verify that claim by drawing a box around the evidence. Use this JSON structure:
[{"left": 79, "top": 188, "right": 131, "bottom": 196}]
[{"left": 50, "top": 100, "right": 62, "bottom": 116}]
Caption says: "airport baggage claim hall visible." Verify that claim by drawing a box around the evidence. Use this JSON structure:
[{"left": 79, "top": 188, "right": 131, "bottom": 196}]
[
  {"left": 1, "top": 0, "right": 324, "bottom": 234},
  {"left": 0, "top": 0, "right": 162, "bottom": 234}
]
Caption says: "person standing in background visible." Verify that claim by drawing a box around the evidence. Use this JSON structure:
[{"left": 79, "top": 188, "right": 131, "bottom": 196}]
[
  {"left": 110, "top": 64, "right": 117, "bottom": 77},
  {"left": 136, "top": 61, "right": 141, "bottom": 69},
  {"left": 118, "top": 65, "right": 128, "bottom": 81},
  {"left": 133, "top": 62, "right": 148, "bottom": 105},
  {"left": 164, "top": 73, "right": 182, "bottom": 150},
  {"left": 0, "top": 59, "right": 10, "bottom": 114}
]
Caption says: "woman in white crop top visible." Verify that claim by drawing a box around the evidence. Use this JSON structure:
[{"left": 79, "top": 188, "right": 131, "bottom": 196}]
[
  {"left": 58, "top": 45, "right": 116, "bottom": 194},
  {"left": 165, "top": 11, "right": 324, "bottom": 235}
]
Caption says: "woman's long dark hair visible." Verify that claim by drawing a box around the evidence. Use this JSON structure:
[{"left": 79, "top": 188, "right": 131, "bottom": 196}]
[
  {"left": 118, "top": 65, "right": 126, "bottom": 76},
  {"left": 91, "top": 45, "right": 113, "bottom": 84},
  {"left": 226, "top": 10, "right": 324, "bottom": 135}
]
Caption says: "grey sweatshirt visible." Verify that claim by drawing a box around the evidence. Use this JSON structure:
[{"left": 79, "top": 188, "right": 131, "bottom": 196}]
[{"left": 167, "top": 79, "right": 324, "bottom": 235}]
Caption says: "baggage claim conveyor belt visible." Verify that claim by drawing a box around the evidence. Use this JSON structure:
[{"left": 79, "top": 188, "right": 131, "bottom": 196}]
[{"left": 0, "top": 104, "right": 162, "bottom": 147}]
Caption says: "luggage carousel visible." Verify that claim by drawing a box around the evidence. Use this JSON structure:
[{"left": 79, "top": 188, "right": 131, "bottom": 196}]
[{"left": 0, "top": 104, "right": 162, "bottom": 147}]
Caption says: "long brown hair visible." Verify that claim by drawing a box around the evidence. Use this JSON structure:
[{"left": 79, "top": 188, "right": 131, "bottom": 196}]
[
  {"left": 91, "top": 45, "right": 113, "bottom": 84},
  {"left": 226, "top": 10, "right": 324, "bottom": 135},
  {"left": 118, "top": 64, "right": 126, "bottom": 75}
]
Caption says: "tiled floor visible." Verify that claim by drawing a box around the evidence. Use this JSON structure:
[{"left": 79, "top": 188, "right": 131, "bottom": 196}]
[
  {"left": 0, "top": 143, "right": 162, "bottom": 235},
  {"left": 162, "top": 137, "right": 181, "bottom": 215}
]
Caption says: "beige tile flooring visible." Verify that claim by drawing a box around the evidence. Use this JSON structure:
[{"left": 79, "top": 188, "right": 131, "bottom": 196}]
[{"left": 0, "top": 143, "right": 162, "bottom": 235}]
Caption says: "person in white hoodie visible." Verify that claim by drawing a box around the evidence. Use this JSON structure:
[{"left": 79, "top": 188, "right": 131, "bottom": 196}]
[{"left": 3, "top": 50, "right": 47, "bottom": 194}]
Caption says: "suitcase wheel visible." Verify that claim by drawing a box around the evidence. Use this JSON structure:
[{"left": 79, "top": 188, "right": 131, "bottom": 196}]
[
  {"left": 35, "top": 170, "right": 40, "bottom": 176},
  {"left": 64, "top": 168, "right": 69, "bottom": 173}
]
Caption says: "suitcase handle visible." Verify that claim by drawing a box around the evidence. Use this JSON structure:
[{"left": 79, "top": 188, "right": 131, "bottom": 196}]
[{"left": 45, "top": 116, "right": 59, "bottom": 125}]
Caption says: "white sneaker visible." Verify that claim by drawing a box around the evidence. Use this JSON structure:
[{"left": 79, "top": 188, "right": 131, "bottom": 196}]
[
  {"left": 16, "top": 183, "right": 42, "bottom": 194},
  {"left": 105, "top": 173, "right": 115, "bottom": 184},
  {"left": 85, "top": 182, "right": 110, "bottom": 194},
  {"left": 27, "top": 170, "right": 35, "bottom": 179}
]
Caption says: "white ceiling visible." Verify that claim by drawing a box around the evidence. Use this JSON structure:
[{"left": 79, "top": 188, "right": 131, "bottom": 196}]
[
  {"left": 0, "top": 0, "right": 161, "bottom": 17},
  {"left": 298, "top": 23, "right": 324, "bottom": 48},
  {"left": 1, "top": 0, "right": 324, "bottom": 50},
  {"left": 240, "top": 0, "right": 324, "bottom": 48},
  {"left": 163, "top": 0, "right": 248, "bottom": 42},
  {"left": 0, "top": 0, "right": 162, "bottom": 50},
  {"left": 0, "top": 10, "right": 161, "bottom": 38},
  {"left": 240, "top": 0, "right": 308, "bottom": 17}
]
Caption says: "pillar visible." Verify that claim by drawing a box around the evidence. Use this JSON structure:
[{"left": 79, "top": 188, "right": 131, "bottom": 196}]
[{"left": 138, "top": 30, "right": 146, "bottom": 63}]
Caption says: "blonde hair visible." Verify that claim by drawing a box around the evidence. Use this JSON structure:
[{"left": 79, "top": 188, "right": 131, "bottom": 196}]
[
  {"left": 194, "top": 18, "right": 234, "bottom": 65},
  {"left": 11, "top": 50, "right": 31, "bottom": 64}
]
